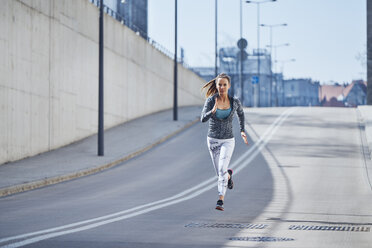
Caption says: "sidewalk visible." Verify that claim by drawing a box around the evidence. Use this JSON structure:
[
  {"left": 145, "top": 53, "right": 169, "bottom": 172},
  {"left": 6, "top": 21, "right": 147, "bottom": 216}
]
[{"left": 0, "top": 106, "right": 202, "bottom": 197}]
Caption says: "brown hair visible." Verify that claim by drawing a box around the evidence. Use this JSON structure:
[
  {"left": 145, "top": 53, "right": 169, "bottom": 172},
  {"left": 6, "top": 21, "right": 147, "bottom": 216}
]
[{"left": 201, "top": 73, "right": 231, "bottom": 98}]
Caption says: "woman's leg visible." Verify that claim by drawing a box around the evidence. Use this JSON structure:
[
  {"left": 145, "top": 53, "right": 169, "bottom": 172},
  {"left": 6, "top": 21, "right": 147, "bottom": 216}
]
[
  {"left": 207, "top": 138, "right": 222, "bottom": 178},
  {"left": 217, "top": 139, "right": 235, "bottom": 199}
]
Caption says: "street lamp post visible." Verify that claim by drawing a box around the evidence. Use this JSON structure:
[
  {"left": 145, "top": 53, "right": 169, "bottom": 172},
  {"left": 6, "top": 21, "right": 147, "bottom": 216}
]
[
  {"left": 173, "top": 0, "right": 178, "bottom": 121},
  {"left": 98, "top": 0, "right": 127, "bottom": 156},
  {"left": 240, "top": 0, "right": 242, "bottom": 101},
  {"left": 215, "top": 0, "right": 218, "bottom": 76},
  {"left": 275, "top": 58, "right": 296, "bottom": 105},
  {"left": 246, "top": 0, "right": 276, "bottom": 107},
  {"left": 239, "top": 0, "right": 243, "bottom": 103},
  {"left": 261, "top": 23, "right": 287, "bottom": 107},
  {"left": 267, "top": 43, "right": 289, "bottom": 106},
  {"left": 270, "top": 43, "right": 290, "bottom": 73},
  {"left": 98, "top": 0, "right": 104, "bottom": 156},
  {"left": 275, "top": 58, "right": 296, "bottom": 74}
]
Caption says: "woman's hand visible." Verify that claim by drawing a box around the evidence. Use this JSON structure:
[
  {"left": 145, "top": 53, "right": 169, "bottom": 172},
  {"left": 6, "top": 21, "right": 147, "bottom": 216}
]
[
  {"left": 212, "top": 97, "right": 218, "bottom": 114},
  {"left": 241, "top": 131, "right": 249, "bottom": 145}
]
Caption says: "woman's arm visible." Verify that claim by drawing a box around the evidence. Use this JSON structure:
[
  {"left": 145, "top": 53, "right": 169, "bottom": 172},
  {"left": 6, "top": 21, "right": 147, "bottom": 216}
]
[
  {"left": 235, "top": 98, "right": 245, "bottom": 132},
  {"left": 201, "top": 97, "right": 215, "bottom": 122},
  {"left": 236, "top": 98, "right": 249, "bottom": 145}
]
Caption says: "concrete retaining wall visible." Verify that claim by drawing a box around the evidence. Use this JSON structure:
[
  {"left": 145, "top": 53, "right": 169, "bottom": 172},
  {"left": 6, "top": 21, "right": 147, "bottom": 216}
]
[{"left": 0, "top": 0, "right": 205, "bottom": 165}]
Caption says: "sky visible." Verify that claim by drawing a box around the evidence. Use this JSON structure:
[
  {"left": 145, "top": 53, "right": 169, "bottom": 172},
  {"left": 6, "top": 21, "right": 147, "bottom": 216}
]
[{"left": 148, "top": 0, "right": 366, "bottom": 84}]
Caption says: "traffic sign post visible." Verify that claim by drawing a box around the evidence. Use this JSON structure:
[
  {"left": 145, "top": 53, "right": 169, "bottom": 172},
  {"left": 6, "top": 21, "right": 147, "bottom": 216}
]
[{"left": 237, "top": 38, "right": 248, "bottom": 105}]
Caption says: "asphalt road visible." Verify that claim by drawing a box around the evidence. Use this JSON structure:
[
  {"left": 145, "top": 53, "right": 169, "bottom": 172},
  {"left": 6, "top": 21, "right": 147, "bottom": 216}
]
[{"left": 1, "top": 107, "right": 371, "bottom": 248}]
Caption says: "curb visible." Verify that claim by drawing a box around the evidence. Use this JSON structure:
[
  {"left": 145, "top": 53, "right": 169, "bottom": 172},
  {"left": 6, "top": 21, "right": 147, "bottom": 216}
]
[
  {"left": 0, "top": 118, "right": 199, "bottom": 198},
  {"left": 356, "top": 109, "right": 372, "bottom": 191},
  {"left": 357, "top": 107, "right": 372, "bottom": 160}
]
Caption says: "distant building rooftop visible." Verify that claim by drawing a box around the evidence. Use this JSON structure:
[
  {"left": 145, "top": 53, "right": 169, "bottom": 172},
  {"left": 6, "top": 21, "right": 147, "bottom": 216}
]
[{"left": 319, "top": 80, "right": 367, "bottom": 107}]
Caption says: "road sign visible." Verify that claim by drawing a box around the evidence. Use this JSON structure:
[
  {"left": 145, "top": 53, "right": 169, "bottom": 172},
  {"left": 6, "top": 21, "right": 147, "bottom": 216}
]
[
  {"left": 252, "top": 76, "right": 259, "bottom": 84},
  {"left": 237, "top": 38, "right": 248, "bottom": 49}
]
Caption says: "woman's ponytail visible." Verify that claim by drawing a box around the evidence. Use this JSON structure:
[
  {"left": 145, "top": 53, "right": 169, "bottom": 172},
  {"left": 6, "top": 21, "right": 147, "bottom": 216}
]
[{"left": 202, "top": 78, "right": 217, "bottom": 98}]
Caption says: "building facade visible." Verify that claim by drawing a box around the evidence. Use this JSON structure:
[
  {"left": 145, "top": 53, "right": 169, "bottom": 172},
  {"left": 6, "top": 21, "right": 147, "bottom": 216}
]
[
  {"left": 344, "top": 83, "right": 367, "bottom": 107},
  {"left": 219, "top": 47, "right": 272, "bottom": 107},
  {"left": 93, "top": 0, "right": 148, "bottom": 39},
  {"left": 192, "top": 47, "right": 283, "bottom": 107},
  {"left": 320, "top": 80, "right": 367, "bottom": 107},
  {"left": 342, "top": 80, "right": 367, "bottom": 107},
  {"left": 273, "top": 73, "right": 285, "bottom": 107},
  {"left": 117, "top": 0, "right": 148, "bottom": 39},
  {"left": 319, "top": 84, "right": 345, "bottom": 107},
  {"left": 192, "top": 46, "right": 324, "bottom": 108},
  {"left": 283, "top": 78, "right": 320, "bottom": 106}
]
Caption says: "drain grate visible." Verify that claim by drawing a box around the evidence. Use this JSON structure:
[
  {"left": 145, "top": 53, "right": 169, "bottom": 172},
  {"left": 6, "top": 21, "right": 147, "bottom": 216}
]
[
  {"left": 230, "top": 237, "right": 295, "bottom": 242},
  {"left": 185, "top": 222, "right": 268, "bottom": 229},
  {"left": 289, "top": 225, "right": 370, "bottom": 232}
]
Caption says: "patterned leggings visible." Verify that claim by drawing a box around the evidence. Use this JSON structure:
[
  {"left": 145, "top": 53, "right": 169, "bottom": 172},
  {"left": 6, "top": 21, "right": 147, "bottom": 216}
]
[{"left": 207, "top": 137, "right": 235, "bottom": 196}]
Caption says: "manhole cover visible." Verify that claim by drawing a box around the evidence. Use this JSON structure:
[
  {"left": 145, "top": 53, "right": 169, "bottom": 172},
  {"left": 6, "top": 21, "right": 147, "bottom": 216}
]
[
  {"left": 289, "top": 225, "right": 370, "bottom": 232},
  {"left": 230, "top": 237, "right": 295, "bottom": 242},
  {"left": 185, "top": 222, "right": 268, "bottom": 229}
]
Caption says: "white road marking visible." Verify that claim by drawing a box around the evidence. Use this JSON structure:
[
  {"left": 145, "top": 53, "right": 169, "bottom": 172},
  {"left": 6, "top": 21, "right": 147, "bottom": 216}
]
[{"left": 0, "top": 108, "right": 296, "bottom": 248}]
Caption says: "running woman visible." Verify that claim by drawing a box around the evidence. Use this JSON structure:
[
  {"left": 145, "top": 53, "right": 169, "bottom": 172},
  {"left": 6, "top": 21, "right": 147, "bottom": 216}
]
[{"left": 201, "top": 73, "right": 249, "bottom": 211}]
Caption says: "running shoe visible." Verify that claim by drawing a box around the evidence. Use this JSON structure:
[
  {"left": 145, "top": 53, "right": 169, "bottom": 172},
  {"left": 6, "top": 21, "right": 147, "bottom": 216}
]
[
  {"left": 216, "top": 200, "right": 224, "bottom": 211},
  {"left": 228, "top": 169, "right": 234, "bottom": 189}
]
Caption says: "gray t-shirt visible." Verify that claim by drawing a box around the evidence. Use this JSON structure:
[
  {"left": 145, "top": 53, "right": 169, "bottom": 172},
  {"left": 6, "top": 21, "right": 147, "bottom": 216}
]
[{"left": 200, "top": 94, "right": 245, "bottom": 139}]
